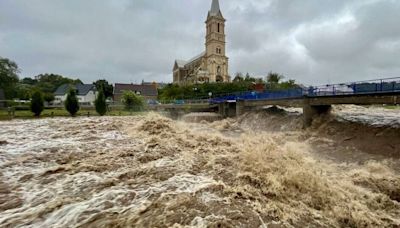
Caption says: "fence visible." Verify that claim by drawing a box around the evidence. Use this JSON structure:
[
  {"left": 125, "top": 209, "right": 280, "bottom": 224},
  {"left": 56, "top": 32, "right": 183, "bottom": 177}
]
[
  {"left": 210, "top": 77, "right": 400, "bottom": 103},
  {"left": 309, "top": 77, "right": 400, "bottom": 97}
]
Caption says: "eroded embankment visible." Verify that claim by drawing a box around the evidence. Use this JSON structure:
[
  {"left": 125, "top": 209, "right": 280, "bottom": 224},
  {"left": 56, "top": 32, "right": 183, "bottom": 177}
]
[
  {"left": 237, "top": 106, "right": 400, "bottom": 165},
  {"left": 0, "top": 112, "right": 399, "bottom": 227}
]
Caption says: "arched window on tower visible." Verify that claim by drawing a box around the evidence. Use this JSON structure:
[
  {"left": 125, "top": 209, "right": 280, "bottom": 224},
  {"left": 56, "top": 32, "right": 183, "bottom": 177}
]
[{"left": 218, "top": 23, "right": 220, "bottom": 33}]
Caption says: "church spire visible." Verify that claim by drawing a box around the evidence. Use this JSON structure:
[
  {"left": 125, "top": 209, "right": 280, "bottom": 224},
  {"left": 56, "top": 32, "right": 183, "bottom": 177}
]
[
  {"left": 208, "top": 0, "right": 224, "bottom": 19},
  {"left": 210, "top": 0, "right": 220, "bottom": 15}
]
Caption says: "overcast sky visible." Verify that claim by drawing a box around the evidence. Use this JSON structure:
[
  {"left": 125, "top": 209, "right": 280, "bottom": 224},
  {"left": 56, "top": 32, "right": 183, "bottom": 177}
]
[{"left": 1, "top": 0, "right": 399, "bottom": 85}]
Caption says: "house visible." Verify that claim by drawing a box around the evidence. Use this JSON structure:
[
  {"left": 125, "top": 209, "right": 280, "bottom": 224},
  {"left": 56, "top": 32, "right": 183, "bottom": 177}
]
[
  {"left": 0, "top": 89, "right": 5, "bottom": 108},
  {"left": 141, "top": 81, "right": 168, "bottom": 89},
  {"left": 113, "top": 83, "right": 158, "bottom": 103},
  {"left": 54, "top": 84, "right": 97, "bottom": 105}
]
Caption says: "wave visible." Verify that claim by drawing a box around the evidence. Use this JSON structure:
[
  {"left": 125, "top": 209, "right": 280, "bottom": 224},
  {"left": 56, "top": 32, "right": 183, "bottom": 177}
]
[{"left": 0, "top": 112, "right": 398, "bottom": 227}]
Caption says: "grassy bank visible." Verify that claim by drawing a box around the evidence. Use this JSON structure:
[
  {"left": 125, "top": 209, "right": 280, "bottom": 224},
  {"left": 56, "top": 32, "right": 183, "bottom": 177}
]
[
  {"left": 383, "top": 105, "right": 400, "bottom": 110},
  {"left": 0, "top": 108, "right": 145, "bottom": 120}
]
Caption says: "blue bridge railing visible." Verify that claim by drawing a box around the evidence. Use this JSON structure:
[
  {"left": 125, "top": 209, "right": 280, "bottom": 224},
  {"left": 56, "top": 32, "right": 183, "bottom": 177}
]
[{"left": 210, "top": 77, "right": 400, "bottom": 104}]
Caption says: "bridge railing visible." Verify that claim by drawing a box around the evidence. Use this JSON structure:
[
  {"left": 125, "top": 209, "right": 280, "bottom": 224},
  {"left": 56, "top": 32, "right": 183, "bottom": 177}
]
[
  {"left": 210, "top": 77, "right": 400, "bottom": 103},
  {"left": 210, "top": 88, "right": 305, "bottom": 104},
  {"left": 158, "top": 99, "right": 211, "bottom": 105},
  {"left": 309, "top": 77, "right": 400, "bottom": 97}
]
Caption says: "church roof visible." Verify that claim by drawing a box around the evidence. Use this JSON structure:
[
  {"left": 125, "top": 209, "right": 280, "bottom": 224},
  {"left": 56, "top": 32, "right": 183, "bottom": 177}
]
[
  {"left": 175, "top": 60, "right": 187, "bottom": 68},
  {"left": 186, "top": 52, "right": 205, "bottom": 65},
  {"left": 208, "top": 0, "right": 224, "bottom": 19}
]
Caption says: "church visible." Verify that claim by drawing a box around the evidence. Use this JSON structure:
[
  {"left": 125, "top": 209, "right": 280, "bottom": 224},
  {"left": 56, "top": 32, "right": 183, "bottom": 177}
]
[{"left": 173, "top": 0, "right": 230, "bottom": 84}]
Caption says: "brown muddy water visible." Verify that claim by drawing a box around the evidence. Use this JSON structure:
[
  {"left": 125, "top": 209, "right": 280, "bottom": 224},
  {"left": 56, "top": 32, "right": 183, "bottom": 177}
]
[{"left": 0, "top": 106, "right": 399, "bottom": 227}]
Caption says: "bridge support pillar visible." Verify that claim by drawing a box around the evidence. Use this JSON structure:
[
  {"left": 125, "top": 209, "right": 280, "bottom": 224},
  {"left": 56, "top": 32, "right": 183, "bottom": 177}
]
[
  {"left": 218, "top": 103, "right": 226, "bottom": 117},
  {"left": 303, "top": 104, "right": 332, "bottom": 128},
  {"left": 218, "top": 102, "right": 237, "bottom": 118},
  {"left": 236, "top": 100, "right": 251, "bottom": 117}
]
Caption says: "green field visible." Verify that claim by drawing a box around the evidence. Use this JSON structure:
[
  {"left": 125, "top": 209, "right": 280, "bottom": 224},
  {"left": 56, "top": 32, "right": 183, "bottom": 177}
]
[
  {"left": 383, "top": 105, "right": 400, "bottom": 110},
  {"left": 0, "top": 108, "right": 145, "bottom": 120}
]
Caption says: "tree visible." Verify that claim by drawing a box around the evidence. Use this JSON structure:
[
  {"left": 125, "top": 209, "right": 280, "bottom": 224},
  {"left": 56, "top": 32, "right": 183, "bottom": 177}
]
[
  {"left": 21, "top": 77, "right": 37, "bottom": 85},
  {"left": 43, "top": 93, "right": 55, "bottom": 103},
  {"left": 33, "top": 73, "right": 82, "bottom": 93},
  {"left": 280, "top": 79, "right": 298, "bottom": 89},
  {"left": 122, "top": 91, "right": 144, "bottom": 111},
  {"left": 95, "top": 89, "right": 107, "bottom": 116},
  {"left": 266, "top": 72, "right": 284, "bottom": 84},
  {"left": 0, "top": 57, "right": 20, "bottom": 98},
  {"left": 30, "top": 90, "right": 44, "bottom": 117},
  {"left": 266, "top": 72, "right": 284, "bottom": 90},
  {"left": 94, "top": 79, "right": 114, "bottom": 98},
  {"left": 233, "top": 72, "right": 244, "bottom": 82},
  {"left": 65, "top": 88, "right": 80, "bottom": 116},
  {"left": 14, "top": 83, "right": 33, "bottom": 100}
]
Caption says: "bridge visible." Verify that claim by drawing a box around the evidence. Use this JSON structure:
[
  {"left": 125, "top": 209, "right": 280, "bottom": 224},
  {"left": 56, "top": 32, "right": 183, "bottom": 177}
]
[
  {"left": 154, "top": 77, "right": 400, "bottom": 127},
  {"left": 212, "top": 77, "right": 400, "bottom": 127}
]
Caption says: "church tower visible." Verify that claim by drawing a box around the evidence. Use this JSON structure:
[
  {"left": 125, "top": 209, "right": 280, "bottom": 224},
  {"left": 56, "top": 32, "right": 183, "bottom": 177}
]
[{"left": 205, "top": 0, "right": 230, "bottom": 82}]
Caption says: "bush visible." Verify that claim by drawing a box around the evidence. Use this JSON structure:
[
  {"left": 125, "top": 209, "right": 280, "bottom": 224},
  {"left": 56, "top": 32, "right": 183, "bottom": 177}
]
[
  {"left": 43, "top": 93, "right": 55, "bottom": 103},
  {"left": 65, "top": 88, "right": 80, "bottom": 116},
  {"left": 122, "top": 91, "right": 144, "bottom": 111},
  {"left": 95, "top": 89, "right": 107, "bottom": 116},
  {"left": 30, "top": 90, "right": 44, "bottom": 117}
]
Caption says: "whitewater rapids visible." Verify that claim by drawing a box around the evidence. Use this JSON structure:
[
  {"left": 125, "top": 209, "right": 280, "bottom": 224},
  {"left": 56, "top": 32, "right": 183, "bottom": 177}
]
[{"left": 0, "top": 108, "right": 399, "bottom": 227}]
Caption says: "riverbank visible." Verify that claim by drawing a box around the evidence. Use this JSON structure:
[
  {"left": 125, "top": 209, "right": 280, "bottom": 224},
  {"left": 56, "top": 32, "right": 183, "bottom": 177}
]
[{"left": 0, "top": 109, "right": 145, "bottom": 120}]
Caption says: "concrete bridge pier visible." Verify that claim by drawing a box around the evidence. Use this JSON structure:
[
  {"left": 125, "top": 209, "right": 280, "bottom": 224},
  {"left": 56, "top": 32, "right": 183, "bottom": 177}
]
[
  {"left": 303, "top": 103, "right": 332, "bottom": 128},
  {"left": 236, "top": 100, "right": 254, "bottom": 117},
  {"left": 218, "top": 102, "right": 237, "bottom": 118}
]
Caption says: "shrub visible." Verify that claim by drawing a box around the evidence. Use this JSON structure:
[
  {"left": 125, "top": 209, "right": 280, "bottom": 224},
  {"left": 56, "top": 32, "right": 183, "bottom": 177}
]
[
  {"left": 65, "top": 88, "right": 80, "bottom": 116},
  {"left": 43, "top": 93, "right": 55, "bottom": 103},
  {"left": 30, "top": 90, "right": 44, "bottom": 117},
  {"left": 95, "top": 89, "right": 107, "bottom": 116},
  {"left": 122, "top": 91, "right": 144, "bottom": 111}
]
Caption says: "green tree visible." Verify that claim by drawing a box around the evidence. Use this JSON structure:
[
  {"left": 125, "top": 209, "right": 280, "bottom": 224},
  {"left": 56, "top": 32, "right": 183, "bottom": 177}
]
[
  {"left": 233, "top": 72, "right": 244, "bottom": 82},
  {"left": 65, "top": 88, "right": 80, "bottom": 116},
  {"left": 0, "top": 57, "right": 20, "bottom": 98},
  {"left": 21, "top": 77, "right": 37, "bottom": 85},
  {"left": 122, "top": 91, "right": 144, "bottom": 111},
  {"left": 94, "top": 79, "right": 114, "bottom": 98},
  {"left": 244, "top": 73, "right": 257, "bottom": 82},
  {"left": 95, "top": 89, "right": 107, "bottom": 116},
  {"left": 34, "top": 73, "right": 82, "bottom": 93},
  {"left": 30, "top": 90, "right": 44, "bottom": 117},
  {"left": 14, "top": 83, "right": 33, "bottom": 100},
  {"left": 280, "top": 79, "right": 298, "bottom": 89},
  {"left": 43, "top": 93, "right": 55, "bottom": 103},
  {"left": 266, "top": 72, "right": 284, "bottom": 90}
]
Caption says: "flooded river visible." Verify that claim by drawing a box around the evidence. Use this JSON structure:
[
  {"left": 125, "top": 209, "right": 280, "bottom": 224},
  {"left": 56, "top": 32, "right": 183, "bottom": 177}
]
[{"left": 0, "top": 106, "right": 399, "bottom": 227}]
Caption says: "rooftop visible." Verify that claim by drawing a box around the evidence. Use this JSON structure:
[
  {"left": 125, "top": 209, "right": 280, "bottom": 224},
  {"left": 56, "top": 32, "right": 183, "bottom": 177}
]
[
  {"left": 114, "top": 83, "right": 158, "bottom": 96},
  {"left": 54, "top": 84, "right": 96, "bottom": 96}
]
